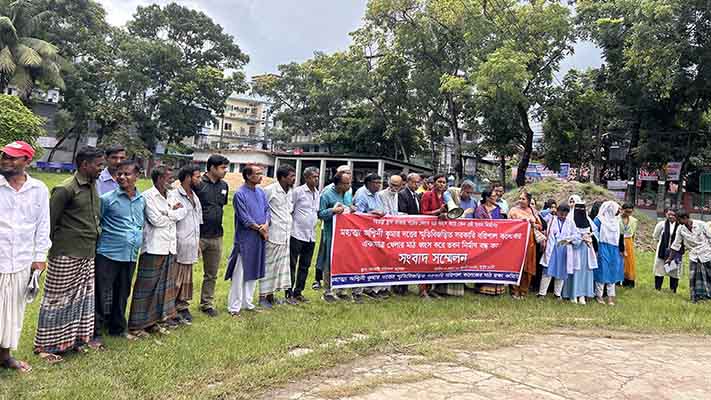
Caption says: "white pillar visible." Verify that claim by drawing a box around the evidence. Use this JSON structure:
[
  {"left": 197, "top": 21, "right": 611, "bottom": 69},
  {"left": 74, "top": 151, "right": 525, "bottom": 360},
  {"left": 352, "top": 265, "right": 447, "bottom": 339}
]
[
  {"left": 295, "top": 159, "right": 303, "bottom": 187},
  {"left": 273, "top": 158, "right": 280, "bottom": 179},
  {"left": 377, "top": 160, "right": 385, "bottom": 178},
  {"left": 319, "top": 159, "right": 327, "bottom": 191}
]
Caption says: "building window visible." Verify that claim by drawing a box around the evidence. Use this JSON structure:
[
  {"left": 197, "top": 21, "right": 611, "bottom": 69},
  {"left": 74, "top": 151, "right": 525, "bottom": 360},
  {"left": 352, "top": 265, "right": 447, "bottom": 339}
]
[
  {"left": 249, "top": 126, "right": 256, "bottom": 135},
  {"left": 224, "top": 123, "right": 232, "bottom": 131},
  {"left": 240, "top": 127, "right": 246, "bottom": 134}
]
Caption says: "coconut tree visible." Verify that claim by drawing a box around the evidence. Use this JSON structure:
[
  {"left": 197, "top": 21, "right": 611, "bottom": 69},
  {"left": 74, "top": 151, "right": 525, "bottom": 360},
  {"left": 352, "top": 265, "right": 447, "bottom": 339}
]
[{"left": 0, "top": 0, "right": 64, "bottom": 100}]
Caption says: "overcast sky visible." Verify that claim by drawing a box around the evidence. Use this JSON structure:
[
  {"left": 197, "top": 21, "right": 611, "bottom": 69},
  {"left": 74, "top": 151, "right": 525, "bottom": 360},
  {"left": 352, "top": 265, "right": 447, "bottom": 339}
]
[{"left": 97, "top": 0, "right": 602, "bottom": 78}]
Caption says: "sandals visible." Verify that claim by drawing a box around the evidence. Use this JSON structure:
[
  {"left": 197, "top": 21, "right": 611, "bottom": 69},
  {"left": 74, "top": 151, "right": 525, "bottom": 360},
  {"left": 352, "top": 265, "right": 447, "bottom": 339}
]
[
  {"left": 129, "top": 330, "right": 151, "bottom": 339},
  {"left": 2, "top": 357, "right": 33, "bottom": 372},
  {"left": 37, "top": 352, "right": 63, "bottom": 365},
  {"left": 88, "top": 339, "right": 106, "bottom": 351}
]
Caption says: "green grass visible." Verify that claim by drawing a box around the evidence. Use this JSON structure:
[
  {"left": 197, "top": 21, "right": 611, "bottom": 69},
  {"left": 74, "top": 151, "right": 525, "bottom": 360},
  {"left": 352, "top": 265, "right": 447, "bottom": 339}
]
[{"left": 3, "top": 172, "right": 711, "bottom": 399}]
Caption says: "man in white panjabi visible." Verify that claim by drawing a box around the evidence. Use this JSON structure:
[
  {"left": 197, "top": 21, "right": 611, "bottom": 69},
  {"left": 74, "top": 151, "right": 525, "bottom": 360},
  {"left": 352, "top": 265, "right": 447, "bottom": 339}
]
[
  {"left": 258, "top": 165, "right": 296, "bottom": 308},
  {"left": 0, "top": 141, "right": 51, "bottom": 373}
]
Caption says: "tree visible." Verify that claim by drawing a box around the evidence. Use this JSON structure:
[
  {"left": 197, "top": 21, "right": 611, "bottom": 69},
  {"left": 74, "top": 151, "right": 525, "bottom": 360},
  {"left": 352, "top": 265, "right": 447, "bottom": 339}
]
[
  {"left": 254, "top": 50, "right": 423, "bottom": 160},
  {"left": 541, "top": 69, "right": 616, "bottom": 183},
  {"left": 0, "top": 0, "right": 65, "bottom": 99},
  {"left": 33, "top": 0, "right": 116, "bottom": 160},
  {"left": 578, "top": 0, "right": 711, "bottom": 205},
  {"left": 116, "top": 2, "right": 249, "bottom": 149},
  {"left": 0, "top": 93, "right": 45, "bottom": 149},
  {"left": 474, "top": 0, "right": 575, "bottom": 187}
]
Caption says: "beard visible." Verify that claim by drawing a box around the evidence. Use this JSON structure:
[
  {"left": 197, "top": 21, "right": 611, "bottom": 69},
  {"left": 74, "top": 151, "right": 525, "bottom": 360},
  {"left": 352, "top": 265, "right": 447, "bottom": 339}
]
[{"left": 0, "top": 167, "right": 21, "bottom": 179}]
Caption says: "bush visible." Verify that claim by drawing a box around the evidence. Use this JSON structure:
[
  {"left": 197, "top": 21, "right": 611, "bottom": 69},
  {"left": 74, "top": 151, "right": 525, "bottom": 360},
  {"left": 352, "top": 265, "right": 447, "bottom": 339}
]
[{"left": 0, "top": 94, "right": 46, "bottom": 155}]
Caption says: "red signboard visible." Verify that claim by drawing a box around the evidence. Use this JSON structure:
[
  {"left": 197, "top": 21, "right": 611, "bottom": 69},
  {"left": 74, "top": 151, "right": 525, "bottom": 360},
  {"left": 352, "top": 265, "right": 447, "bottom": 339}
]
[{"left": 330, "top": 214, "right": 530, "bottom": 289}]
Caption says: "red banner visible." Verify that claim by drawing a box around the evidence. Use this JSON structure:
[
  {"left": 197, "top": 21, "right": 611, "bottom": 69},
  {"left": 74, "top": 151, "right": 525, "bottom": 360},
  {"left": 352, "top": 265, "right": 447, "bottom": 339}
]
[{"left": 330, "top": 214, "right": 530, "bottom": 289}]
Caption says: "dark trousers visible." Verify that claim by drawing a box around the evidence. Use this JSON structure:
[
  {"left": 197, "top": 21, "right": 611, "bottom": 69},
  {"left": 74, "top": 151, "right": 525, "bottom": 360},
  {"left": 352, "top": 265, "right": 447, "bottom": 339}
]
[
  {"left": 95, "top": 254, "right": 136, "bottom": 337},
  {"left": 288, "top": 237, "right": 315, "bottom": 297}
]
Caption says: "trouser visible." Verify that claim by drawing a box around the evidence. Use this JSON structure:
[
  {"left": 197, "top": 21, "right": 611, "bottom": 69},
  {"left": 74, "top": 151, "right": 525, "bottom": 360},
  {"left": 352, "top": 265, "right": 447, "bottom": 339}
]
[
  {"left": 95, "top": 254, "right": 136, "bottom": 337},
  {"left": 227, "top": 255, "right": 257, "bottom": 313},
  {"left": 595, "top": 282, "right": 616, "bottom": 298},
  {"left": 199, "top": 237, "right": 223, "bottom": 310},
  {"left": 655, "top": 276, "right": 679, "bottom": 292},
  {"left": 288, "top": 237, "right": 315, "bottom": 297},
  {"left": 538, "top": 274, "right": 564, "bottom": 297}
]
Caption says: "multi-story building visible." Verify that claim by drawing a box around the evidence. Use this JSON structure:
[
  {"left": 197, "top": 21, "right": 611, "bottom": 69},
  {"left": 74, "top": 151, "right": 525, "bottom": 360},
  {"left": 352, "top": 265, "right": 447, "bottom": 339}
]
[{"left": 192, "top": 95, "right": 273, "bottom": 150}]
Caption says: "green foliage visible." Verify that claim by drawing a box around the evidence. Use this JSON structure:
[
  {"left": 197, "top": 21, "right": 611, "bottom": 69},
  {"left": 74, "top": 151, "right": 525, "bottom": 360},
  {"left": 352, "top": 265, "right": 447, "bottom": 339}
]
[
  {"left": 576, "top": 0, "right": 711, "bottom": 179},
  {"left": 0, "top": 0, "right": 66, "bottom": 98},
  {"left": 541, "top": 69, "right": 616, "bottom": 172},
  {"left": 0, "top": 93, "right": 44, "bottom": 150},
  {"left": 98, "top": 126, "right": 151, "bottom": 160}
]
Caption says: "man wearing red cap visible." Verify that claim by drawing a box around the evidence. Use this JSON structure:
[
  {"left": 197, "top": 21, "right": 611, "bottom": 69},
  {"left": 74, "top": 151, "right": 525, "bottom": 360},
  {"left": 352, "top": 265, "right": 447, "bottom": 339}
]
[{"left": 0, "top": 141, "right": 51, "bottom": 373}]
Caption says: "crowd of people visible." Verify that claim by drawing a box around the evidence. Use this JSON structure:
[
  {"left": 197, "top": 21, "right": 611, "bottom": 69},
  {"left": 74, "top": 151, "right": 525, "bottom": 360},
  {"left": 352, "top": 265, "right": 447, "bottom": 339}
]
[{"left": 2, "top": 141, "right": 711, "bottom": 374}]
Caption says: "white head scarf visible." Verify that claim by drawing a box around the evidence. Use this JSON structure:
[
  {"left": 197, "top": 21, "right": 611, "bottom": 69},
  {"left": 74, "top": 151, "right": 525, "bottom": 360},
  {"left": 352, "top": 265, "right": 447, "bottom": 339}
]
[
  {"left": 597, "top": 201, "right": 621, "bottom": 246},
  {"left": 568, "top": 195, "right": 583, "bottom": 207}
]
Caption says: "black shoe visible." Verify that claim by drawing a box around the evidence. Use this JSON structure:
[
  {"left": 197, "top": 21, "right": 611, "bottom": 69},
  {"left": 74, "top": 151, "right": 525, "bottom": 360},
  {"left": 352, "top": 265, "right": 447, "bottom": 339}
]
[
  {"left": 164, "top": 318, "right": 180, "bottom": 330},
  {"left": 201, "top": 308, "right": 218, "bottom": 318},
  {"left": 362, "top": 289, "right": 379, "bottom": 300},
  {"left": 352, "top": 294, "right": 364, "bottom": 304},
  {"left": 378, "top": 290, "right": 392, "bottom": 299},
  {"left": 322, "top": 293, "right": 338, "bottom": 303},
  {"left": 336, "top": 293, "right": 352, "bottom": 301},
  {"left": 295, "top": 294, "right": 309, "bottom": 303},
  {"left": 179, "top": 309, "right": 193, "bottom": 322},
  {"left": 312, "top": 281, "right": 322, "bottom": 290},
  {"left": 285, "top": 297, "right": 299, "bottom": 306},
  {"left": 259, "top": 297, "right": 273, "bottom": 309}
]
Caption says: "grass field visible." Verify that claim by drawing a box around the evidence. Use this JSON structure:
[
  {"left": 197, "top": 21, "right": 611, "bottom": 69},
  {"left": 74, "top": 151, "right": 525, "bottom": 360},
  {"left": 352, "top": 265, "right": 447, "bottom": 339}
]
[{"left": 2, "top": 172, "right": 710, "bottom": 399}]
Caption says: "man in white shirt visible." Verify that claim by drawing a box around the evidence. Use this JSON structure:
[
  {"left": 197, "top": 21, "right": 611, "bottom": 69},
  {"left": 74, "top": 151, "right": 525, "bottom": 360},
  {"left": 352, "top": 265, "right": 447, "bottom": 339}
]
[
  {"left": 127, "top": 165, "right": 184, "bottom": 336},
  {"left": 0, "top": 141, "right": 51, "bottom": 373},
  {"left": 288, "top": 167, "right": 320, "bottom": 303},
  {"left": 170, "top": 165, "right": 203, "bottom": 324},
  {"left": 669, "top": 210, "right": 711, "bottom": 303},
  {"left": 653, "top": 208, "right": 680, "bottom": 292},
  {"left": 378, "top": 174, "right": 403, "bottom": 215},
  {"left": 259, "top": 165, "right": 296, "bottom": 308}
]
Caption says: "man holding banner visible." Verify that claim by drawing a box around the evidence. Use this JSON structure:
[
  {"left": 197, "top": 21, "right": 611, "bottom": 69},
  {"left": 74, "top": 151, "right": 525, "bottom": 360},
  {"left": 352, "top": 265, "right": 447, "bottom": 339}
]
[{"left": 319, "top": 172, "right": 364, "bottom": 304}]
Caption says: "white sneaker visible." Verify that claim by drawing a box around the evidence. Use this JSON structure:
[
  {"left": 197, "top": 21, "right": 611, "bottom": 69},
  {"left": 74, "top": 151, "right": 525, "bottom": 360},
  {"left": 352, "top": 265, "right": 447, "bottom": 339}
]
[
  {"left": 578, "top": 296, "right": 586, "bottom": 305},
  {"left": 570, "top": 298, "right": 578, "bottom": 304}
]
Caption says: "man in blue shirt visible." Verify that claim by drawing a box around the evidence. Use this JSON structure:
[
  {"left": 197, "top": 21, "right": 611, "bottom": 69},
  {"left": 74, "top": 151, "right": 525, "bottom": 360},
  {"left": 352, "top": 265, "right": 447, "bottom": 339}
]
[
  {"left": 458, "top": 180, "right": 477, "bottom": 218},
  {"left": 353, "top": 173, "right": 385, "bottom": 216},
  {"left": 96, "top": 145, "right": 126, "bottom": 196},
  {"left": 353, "top": 173, "right": 389, "bottom": 299},
  {"left": 95, "top": 160, "right": 145, "bottom": 340}
]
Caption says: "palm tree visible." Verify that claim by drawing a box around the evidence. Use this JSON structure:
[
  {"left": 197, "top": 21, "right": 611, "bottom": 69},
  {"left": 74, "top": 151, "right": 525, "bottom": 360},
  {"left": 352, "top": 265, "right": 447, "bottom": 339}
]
[{"left": 0, "top": 0, "right": 64, "bottom": 100}]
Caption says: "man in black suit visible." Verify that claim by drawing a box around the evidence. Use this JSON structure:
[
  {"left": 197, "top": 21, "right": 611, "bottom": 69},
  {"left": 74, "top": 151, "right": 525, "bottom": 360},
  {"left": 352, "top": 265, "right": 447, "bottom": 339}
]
[
  {"left": 398, "top": 173, "right": 421, "bottom": 216},
  {"left": 393, "top": 173, "right": 422, "bottom": 296}
]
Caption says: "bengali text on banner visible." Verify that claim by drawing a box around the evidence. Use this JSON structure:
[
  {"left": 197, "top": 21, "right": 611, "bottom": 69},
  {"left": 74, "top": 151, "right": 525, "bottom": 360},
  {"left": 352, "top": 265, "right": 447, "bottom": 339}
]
[{"left": 330, "top": 214, "right": 530, "bottom": 289}]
